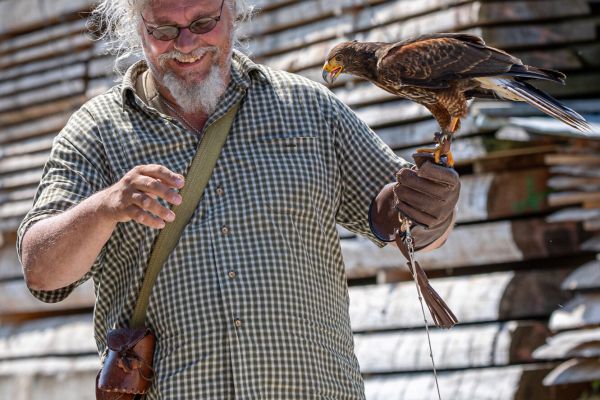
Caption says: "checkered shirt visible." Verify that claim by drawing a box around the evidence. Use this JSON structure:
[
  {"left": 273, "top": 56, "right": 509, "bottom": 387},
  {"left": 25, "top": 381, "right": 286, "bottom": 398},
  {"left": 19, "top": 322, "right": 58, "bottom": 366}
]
[{"left": 17, "top": 50, "right": 407, "bottom": 399}]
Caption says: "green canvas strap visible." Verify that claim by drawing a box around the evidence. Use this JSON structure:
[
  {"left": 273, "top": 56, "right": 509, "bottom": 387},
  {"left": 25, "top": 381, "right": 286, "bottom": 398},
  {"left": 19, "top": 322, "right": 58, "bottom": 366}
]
[{"left": 130, "top": 100, "right": 241, "bottom": 328}]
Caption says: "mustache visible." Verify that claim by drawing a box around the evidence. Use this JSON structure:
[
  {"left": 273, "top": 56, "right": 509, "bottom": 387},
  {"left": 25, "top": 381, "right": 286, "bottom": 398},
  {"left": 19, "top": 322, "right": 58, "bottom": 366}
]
[{"left": 158, "top": 47, "right": 218, "bottom": 65}]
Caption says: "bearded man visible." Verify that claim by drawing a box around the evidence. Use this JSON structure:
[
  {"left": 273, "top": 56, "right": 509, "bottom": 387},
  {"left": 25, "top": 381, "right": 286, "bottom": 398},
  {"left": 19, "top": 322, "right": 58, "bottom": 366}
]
[{"left": 18, "top": 0, "right": 460, "bottom": 398}]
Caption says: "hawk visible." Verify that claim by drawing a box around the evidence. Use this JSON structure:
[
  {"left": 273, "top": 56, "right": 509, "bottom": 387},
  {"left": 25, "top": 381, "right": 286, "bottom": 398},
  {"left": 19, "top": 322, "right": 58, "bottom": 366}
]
[{"left": 322, "top": 33, "right": 593, "bottom": 166}]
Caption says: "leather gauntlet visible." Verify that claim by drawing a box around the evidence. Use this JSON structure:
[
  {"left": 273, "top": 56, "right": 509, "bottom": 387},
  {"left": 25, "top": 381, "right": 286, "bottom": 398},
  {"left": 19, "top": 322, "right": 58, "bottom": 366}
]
[
  {"left": 96, "top": 327, "right": 156, "bottom": 400},
  {"left": 370, "top": 153, "right": 460, "bottom": 250}
]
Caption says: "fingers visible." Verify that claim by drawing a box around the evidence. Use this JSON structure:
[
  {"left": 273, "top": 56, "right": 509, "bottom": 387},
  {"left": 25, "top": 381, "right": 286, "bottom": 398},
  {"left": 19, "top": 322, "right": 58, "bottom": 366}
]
[
  {"left": 108, "top": 165, "right": 185, "bottom": 229},
  {"left": 134, "top": 164, "right": 185, "bottom": 190},
  {"left": 130, "top": 192, "right": 176, "bottom": 223},
  {"left": 123, "top": 205, "right": 170, "bottom": 230}
]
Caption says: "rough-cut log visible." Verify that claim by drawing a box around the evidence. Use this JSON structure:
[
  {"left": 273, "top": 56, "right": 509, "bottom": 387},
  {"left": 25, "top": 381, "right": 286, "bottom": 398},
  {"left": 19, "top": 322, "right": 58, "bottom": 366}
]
[
  {"left": 534, "top": 327, "right": 600, "bottom": 360},
  {"left": 561, "top": 260, "right": 600, "bottom": 291},
  {"left": 457, "top": 168, "right": 550, "bottom": 223},
  {"left": 364, "top": 364, "right": 566, "bottom": 400},
  {"left": 549, "top": 293, "right": 600, "bottom": 332},
  {"left": 0, "top": 314, "right": 95, "bottom": 359},
  {"left": 342, "top": 218, "right": 584, "bottom": 278},
  {"left": 349, "top": 269, "right": 572, "bottom": 331},
  {"left": 355, "top": 321, "right": 549, "bottom": 373},
  {"left": 0, "top": 280, "right": 94, "bottom": 316},
  {"left": 543, "top": 358, "right": 600, "bottom": 386}
]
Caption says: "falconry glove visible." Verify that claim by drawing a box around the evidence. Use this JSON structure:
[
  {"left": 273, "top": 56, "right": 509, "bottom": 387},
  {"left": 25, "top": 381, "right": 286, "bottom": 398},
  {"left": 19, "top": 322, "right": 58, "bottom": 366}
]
[{"left": 370, "top": 153, "right": 460, "bottom": 251}]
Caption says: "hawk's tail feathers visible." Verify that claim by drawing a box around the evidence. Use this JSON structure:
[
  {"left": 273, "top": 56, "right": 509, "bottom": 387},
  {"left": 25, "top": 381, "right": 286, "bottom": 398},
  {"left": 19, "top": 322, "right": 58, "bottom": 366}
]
[{"left": 499, "top": 79, "right": 593, "bottom": 133}]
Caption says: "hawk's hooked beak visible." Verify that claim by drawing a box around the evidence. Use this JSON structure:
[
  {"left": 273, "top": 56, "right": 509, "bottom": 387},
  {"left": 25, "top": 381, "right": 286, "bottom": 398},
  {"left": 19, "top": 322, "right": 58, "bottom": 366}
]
[{"left": 322, "top": 59, "right": 344, "bottom": 85}]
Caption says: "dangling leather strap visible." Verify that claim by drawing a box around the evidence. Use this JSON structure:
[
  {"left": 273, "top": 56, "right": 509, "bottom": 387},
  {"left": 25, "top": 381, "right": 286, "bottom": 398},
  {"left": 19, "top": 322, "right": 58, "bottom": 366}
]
[{"left": 130, "top": 100, "right": 241, "bottom": 328}]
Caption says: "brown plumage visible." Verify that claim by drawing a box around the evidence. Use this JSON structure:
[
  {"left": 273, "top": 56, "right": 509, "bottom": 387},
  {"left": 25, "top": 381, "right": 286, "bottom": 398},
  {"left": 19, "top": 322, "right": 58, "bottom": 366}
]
[{"left": 323, "top": 33, "right": 593, "bottom": 165}]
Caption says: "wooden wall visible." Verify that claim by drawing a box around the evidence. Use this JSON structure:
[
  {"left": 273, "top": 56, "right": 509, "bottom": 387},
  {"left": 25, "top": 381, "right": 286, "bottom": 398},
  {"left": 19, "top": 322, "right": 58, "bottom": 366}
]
[{"left": 1, "top": 0, "right": 600, "bottom": 399}]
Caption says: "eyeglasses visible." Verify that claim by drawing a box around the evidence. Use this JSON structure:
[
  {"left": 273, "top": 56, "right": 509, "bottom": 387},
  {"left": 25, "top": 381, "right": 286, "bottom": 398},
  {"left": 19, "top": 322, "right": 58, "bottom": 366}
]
[{"left": 141, "top": 0, "right": 225, "bottom": 41}]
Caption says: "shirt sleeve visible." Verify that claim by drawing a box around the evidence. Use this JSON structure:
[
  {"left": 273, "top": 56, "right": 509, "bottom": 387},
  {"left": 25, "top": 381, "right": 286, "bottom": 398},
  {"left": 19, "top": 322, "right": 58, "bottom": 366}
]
[
  {"left": 330, "top": 94, "right": 410, "bottom": 247},
  {"left": 16, "top": 107, "right": 111, "bottom": 303}
]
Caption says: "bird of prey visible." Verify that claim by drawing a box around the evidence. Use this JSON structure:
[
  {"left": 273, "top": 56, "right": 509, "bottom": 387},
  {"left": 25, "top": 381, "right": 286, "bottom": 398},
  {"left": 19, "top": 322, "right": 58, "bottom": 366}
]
[{"left": 322, "top": 33, "right": 593, "bottom": 166}]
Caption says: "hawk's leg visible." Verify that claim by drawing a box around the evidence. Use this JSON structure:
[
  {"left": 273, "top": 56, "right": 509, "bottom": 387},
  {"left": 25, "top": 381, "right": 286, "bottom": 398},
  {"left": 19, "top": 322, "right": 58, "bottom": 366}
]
[{"left": 416, "top": 117, "right": 459, "bottom": 167}]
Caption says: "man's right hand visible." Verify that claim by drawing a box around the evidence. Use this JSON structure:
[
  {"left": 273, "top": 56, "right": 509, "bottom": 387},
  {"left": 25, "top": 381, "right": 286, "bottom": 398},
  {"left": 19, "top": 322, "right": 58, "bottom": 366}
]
[{"left": 100, "top": 165, "right": 185, "bottom": 229}]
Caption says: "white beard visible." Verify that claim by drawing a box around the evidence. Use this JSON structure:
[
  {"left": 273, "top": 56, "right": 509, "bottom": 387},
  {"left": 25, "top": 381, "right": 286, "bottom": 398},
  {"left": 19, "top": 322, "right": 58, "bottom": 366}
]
[{"left": 162, "top": 63, "right": 226, "bottom": 115}]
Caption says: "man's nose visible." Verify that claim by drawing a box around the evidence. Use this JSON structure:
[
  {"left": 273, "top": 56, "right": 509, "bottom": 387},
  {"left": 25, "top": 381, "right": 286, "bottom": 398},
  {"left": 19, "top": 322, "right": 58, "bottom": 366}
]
[{"left": 174, "top": 28, "right": 202, "bottom": 53}]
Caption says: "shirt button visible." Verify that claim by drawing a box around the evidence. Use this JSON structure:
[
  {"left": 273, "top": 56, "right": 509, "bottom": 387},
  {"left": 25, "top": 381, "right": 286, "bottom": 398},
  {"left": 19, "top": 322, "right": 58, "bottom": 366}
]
[
  {"left": 216, "top": 186, "right": 224, "bottom": 196},
  {"left": 228, "top": 271, "right": 237, "bottom": 279},
  {"left": 234, "top": 318, "right": 243, "bottom": 328},
  {"left": 221, "top": 225, "right": 230, "bottom": 235}
]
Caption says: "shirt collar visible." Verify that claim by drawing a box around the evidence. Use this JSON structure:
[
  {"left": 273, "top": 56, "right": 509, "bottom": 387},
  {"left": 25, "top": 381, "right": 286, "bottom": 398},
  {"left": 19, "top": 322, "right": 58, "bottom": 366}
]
[{"left": 120, "top": 49, "right": 270, "bottom": 112}]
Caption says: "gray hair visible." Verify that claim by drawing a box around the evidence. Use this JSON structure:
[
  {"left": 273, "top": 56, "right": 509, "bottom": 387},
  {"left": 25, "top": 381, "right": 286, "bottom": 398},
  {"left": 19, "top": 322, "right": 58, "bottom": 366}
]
[{"left": 88, "top": 0, "right": 254, "bottom": 73}]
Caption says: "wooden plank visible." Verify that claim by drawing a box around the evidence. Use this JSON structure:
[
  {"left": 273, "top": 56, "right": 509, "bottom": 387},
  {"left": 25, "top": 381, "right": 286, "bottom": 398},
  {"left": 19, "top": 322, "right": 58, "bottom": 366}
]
[
  {"left": 561, "top": 260, "right": 600, "bottom": 291},
  {"left": 250, "top": 0, "right": 590, "bottom": 58},
  {"left": 0, "top": 0, "right": 94, "bottom": 37},
  {"left": 0, "top": 95, "right": 84, "bottom": 128},
  {"left": 349, "top": 269, "right": 571, "bottom": 331},
  {"left": 0, "top": 19, "right": 87, "bottom": 57},
  {"left": 0, "top": 134, "right": 55, "bottom": 158},
  {"left": 0, "top": 279, "right": 94, "bottom": 316},
  {"left": 0, "top": 199, "right": 33, "bottom": 220},
  {"left": 549, "top": 293, "right": 600, "bottom": 331},
  {"left": 542, "top": 358, "right": 600, "bottom": 386},
  {"left": 0, "top": 244, "right": 22, "bottom": 281},
  {"left": 355, "top": 321, "right": 549, "bottom": 373},
  {"left": 0, "top": 314, "right": 95, "bottom": 359},
  {"left": 342, "top": 218, "right": 583, "bottom": 278},
  {"left": 0, "top": 113, "right": 68, "bottom": 144},
  {"left": 0, "top": 33, "right": 91, "bottom": 70},
  {"left": 0, "top": 80, "right": 85, "bottom": 114},
  {"left": 0, "top": 356, "right": 98, "bottom": 400},
  {"left": 546, "top": 208, "right": 600, "bottom": 224},
  {"left": 0, "top": 63, "right": 86, "bottom": 97},
  {"left": 0, "top": 153, "right": 49, "bottom": 175},
  {"left": 364, "top": 364, "right": 561, "bottom": 400},
  {"left": 548, "top": 191, "right": 600, "bottom": 207},
  {"left": 241, "top": 0, "right": 386, "bottom": 38},
  {"left": 0, "top": 50, "right": 91, "bottom": 83},
  {"left": 548, "top": 176, "right": 600, "bottom": 191},
  {"left": 534, "top": 327, "right": 600, "bottom": 360},
  {"left": 0, "top": 170, "right": 43, "bottom": 191}
]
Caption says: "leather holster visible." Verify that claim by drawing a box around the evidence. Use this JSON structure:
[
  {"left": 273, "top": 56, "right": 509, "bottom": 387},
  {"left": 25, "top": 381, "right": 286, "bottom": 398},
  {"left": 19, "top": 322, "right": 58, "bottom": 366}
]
[{"left": 96, "top": 327, "right": 156, "bottom": 400}]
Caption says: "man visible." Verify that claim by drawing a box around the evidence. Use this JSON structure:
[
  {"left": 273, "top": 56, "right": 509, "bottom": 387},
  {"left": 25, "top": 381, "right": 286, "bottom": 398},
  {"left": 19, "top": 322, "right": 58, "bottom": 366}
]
[{"left": 17, "top": 0, "right": 460, "bottom": 398}]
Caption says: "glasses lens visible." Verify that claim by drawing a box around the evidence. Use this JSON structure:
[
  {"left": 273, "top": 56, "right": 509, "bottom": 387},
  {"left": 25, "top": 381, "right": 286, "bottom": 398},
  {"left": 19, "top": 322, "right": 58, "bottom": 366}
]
[
  {"left": 152, "top": 26, "right": 179, "bottom": 41},
  {"left": 189, "top": 18, "right": 217, "bottom": 34}
]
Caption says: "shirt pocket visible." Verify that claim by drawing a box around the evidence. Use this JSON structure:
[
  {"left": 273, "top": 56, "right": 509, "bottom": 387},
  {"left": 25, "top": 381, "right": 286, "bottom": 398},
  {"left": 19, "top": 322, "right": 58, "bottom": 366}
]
[{"left": 249, "top": 134, "right": 326, "bottom": 215}]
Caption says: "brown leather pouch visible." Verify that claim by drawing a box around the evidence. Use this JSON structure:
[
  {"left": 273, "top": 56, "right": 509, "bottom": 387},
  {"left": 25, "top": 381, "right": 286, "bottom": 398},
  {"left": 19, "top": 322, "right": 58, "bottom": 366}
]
[{"left": 96, "top": 327, "right": 156, "bottom": 400}]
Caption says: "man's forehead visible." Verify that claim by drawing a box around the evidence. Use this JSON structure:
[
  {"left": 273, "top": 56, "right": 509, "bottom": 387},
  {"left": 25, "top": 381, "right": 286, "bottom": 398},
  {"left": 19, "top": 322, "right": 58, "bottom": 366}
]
[{"left": 143, "top": 0, "right": 221, "bottom": 16}]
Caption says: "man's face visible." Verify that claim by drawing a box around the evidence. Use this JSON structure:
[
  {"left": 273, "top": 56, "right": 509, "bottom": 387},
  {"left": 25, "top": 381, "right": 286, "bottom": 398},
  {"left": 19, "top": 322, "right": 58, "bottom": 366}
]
[{"left": 140, "top": 0, "right": 234, "bottom": 113}]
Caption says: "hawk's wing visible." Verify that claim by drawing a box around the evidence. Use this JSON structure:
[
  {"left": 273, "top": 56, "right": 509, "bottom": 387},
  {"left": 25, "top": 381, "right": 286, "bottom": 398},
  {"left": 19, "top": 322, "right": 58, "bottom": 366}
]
[{"left": 376, "top": 33, "right": 558, "bottom": 89}]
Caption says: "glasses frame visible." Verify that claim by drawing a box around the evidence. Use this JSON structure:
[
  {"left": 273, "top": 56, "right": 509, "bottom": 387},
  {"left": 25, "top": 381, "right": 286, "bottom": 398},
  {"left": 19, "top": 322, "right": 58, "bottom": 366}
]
[{"left": 141, "top": 0, "right": 225, "bottom": 41}]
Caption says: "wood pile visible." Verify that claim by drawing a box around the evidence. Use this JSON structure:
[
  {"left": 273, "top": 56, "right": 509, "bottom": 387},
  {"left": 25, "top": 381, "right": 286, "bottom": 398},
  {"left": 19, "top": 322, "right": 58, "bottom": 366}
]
[{"left": 1, "top": 0, "right": 600, "bottom": 399}]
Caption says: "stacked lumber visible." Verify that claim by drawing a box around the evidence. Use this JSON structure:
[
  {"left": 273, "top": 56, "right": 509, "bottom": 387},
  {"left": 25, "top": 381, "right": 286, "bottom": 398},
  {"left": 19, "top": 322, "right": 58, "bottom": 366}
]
[{"left": 1, "top": 0, "right": 600, "bottom": 399}]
